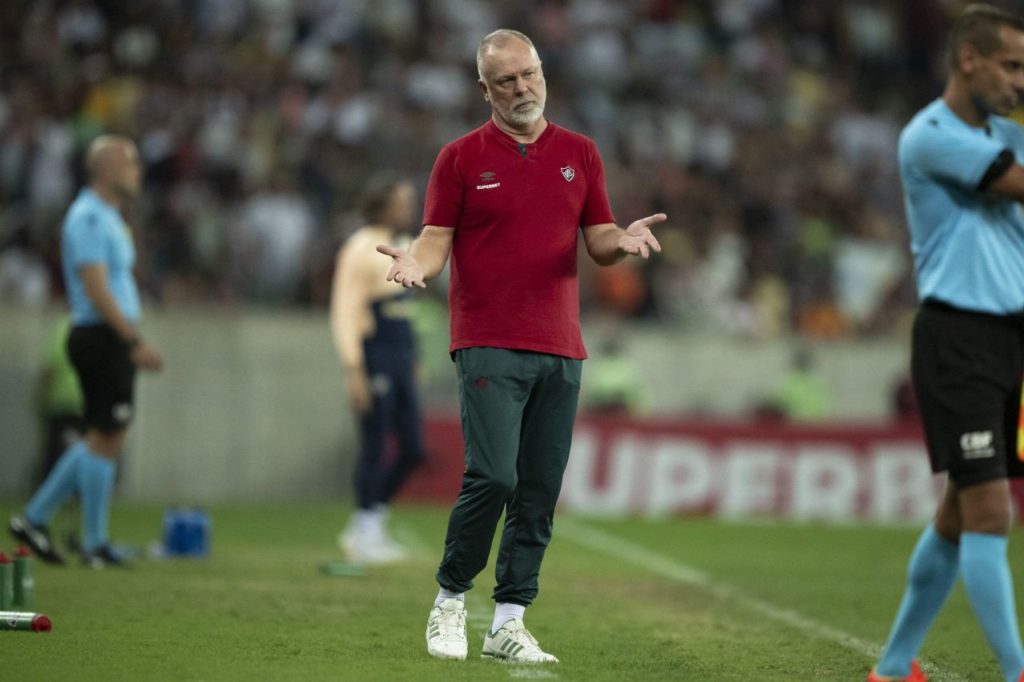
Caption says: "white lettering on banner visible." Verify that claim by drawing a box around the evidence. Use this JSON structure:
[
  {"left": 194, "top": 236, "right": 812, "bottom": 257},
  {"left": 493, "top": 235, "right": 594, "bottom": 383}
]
[
  {"left": 869, "top": 444, "right": 938, "bottom": 523},
  {"left": 647, "top": 439, "right": 714, "bottom": 516},
  {"left": 790, "top": 446, "right": 860, "bottom": 521},
  {"left": 562, "top": 430, "right": 638, "bottom": 515},
  {"left": 720, "top": 445, "right": 782, "bottom": 517},
  {"left": 557, "top": 427, "right": 938, "bottom": 523}
]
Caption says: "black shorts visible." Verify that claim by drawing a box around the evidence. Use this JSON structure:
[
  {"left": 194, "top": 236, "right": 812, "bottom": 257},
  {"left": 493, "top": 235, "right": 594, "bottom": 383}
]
[
  {"left": 912, "top": 300, "right": 1024, "bottom": 489},
  {"left": 67, "top": 324, "right": 137, "bottom": 433}
]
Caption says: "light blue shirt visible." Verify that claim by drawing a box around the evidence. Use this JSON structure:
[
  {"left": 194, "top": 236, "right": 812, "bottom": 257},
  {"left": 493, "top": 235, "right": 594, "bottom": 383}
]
[
  {"left": 899, "top": 99, "right": 1024, "bottom": 314},
  {"left": 61, "top": 188, "right": 140, "bottom": 325}
]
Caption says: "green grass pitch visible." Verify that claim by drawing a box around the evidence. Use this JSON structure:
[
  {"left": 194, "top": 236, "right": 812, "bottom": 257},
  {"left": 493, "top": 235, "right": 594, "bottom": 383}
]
[{"left": 0, "top": 502, "right": 1014, "bottom": 680}]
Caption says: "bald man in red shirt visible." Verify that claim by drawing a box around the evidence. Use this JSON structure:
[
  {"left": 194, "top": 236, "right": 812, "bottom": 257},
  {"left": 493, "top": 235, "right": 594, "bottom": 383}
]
[{"left": 379, "top": 29, "right": 664, "bottom": 664}]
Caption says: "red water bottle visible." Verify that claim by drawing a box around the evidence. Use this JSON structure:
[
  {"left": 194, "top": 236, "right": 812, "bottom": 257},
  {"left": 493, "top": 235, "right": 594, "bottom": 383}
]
[{"left": 0, "top": 553, "right": 11, "bottom": 610}]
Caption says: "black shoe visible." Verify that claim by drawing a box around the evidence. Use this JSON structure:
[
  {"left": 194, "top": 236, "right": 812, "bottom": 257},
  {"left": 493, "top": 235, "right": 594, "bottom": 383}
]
[
  {"left": 9, "top": 515, "right": 65, "bottom": 565},
  {"left": 81, "top": 544, "right": 129, "bottom": 569}
]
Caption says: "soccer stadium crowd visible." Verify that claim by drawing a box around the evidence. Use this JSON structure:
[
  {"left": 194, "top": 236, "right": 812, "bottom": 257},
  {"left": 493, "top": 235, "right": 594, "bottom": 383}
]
[{"left": 0, "top": 0, "right": 985, "bottom": 337}]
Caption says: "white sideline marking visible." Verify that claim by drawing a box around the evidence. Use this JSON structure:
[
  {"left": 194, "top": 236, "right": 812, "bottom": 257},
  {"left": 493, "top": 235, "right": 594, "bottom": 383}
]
[
  {"left": 557, "top": 519, "right": 967, "bottom": 682},
  {"left": 507, "top": 670, "right": 559, "bottom": 679},
  {"left": 466, "top": 593, "right": 492, "bottom": 628},
  {"left": 390, "top": 522, "right": 430, "bottom": 553}
]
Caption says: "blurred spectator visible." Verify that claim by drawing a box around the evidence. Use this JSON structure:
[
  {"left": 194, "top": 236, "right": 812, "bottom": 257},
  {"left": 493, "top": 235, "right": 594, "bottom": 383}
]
[
  {"left": 584, "top": 336, "right": 646, "bottom": 415},
  {"left": 0, "top": 0, "right": 989, "bottom": 337},
  {"left": 229, "top": 170, "right": 315, "bottom": 302},
  {"left": 755, "top": 344, "right": 832, "bottom": 421}
]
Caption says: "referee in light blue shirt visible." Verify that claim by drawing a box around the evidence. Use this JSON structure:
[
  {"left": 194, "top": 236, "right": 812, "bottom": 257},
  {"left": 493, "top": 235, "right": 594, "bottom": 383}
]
[
  {"left": 870, "top": 6, "right": 1024, "bottom": 682},
  {"left": 9, "top": 135, "right": 163, "bottom": 569}
]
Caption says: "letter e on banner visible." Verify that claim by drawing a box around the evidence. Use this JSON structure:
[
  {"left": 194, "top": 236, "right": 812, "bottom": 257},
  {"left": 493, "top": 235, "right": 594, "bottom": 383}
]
[
  {"left": 790, "top": 446, "right": 859, "bottom": 521},
  {"left": 719, "top": 444, "right": 782, "bottom": 518}
]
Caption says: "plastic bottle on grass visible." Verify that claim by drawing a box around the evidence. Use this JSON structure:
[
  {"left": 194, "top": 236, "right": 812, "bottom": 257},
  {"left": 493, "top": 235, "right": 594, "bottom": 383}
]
[
  {"left": 0, "top": 553, "right": 11, "bottom": 610},
  {"left": 0, "top": 611, "right": 52, "bottom": 632},
  {"left": 12, "top": 545, "right": 32, "bottom": 609}
]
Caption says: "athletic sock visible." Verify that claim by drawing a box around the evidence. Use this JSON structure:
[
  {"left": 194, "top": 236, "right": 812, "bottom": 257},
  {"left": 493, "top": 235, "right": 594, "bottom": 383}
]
[
  {"left": 348, "top": 508, "right": 385, "bottom": 547},
  {"left": 24, "top": 441, "right": 86, "bottom": 526},
  {"left": 77, "top": 448, "right": 116, "bottom": 552},
  {"left": 876, "top": 525, "right": 960, "bottom": 677},
  {"left": 491, "top": 603, "right": 525, "bottom": 634},
  {"left": 960, "top": 532, "right": 1024, "bottom": 682},
  {"left": 434, "top": 588, "right": 465, "bottom": 607}
]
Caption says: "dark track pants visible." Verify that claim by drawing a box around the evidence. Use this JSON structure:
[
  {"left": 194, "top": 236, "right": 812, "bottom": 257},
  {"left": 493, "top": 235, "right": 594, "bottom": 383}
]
[
  {"left": 436, "top": 347, "right": 582, "bottom": 606},
  {"left": 355, "top": 363, "right": 424, "bottom": 509}
]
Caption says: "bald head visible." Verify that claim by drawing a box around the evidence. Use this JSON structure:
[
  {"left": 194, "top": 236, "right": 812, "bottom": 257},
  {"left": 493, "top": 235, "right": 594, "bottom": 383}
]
[
  {"left": 476, "top": 29, "right": 539, "bottom": 81},
  {"left": 86, "top": 135, "right": 142, "bottom": 202}
]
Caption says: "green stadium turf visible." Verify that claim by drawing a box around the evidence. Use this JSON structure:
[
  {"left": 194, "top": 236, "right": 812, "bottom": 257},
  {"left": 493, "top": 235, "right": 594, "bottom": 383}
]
[{"left": 0, "top": 502, "right": 1014, "bottom": 681}]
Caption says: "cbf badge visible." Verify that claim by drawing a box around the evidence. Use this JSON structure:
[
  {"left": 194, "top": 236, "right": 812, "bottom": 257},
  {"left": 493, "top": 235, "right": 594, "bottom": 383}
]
[{"left": 560, "top": 166, "right": 575, "bottom": 182}]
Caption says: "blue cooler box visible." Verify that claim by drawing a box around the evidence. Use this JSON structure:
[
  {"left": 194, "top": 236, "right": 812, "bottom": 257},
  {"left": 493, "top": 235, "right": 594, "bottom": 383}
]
[{"left": 162, "top": 508, "right": 211, "bottom": 557}]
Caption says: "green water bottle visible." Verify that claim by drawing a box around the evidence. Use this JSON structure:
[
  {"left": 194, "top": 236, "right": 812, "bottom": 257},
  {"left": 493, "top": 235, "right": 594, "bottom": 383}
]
[
  {"left": 0, "top": 611, "right": 52, "bottom": 632},
  {"left": 12, "top": 545, "right": 31, "bottom": 609},
  {"left": 0, "top": 553, "right": 11, "bottom": 610}
]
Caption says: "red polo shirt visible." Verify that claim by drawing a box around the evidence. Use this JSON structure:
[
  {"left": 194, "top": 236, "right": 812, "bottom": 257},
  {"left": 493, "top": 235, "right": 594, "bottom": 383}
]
[{"left": 423, "top": 120, "right": 616, "bottom": 359}]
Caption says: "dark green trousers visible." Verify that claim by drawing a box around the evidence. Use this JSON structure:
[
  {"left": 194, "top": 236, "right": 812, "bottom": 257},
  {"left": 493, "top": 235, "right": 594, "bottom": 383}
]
[{"left": 436, "top": 347, "right": 582, "bottom": 606}]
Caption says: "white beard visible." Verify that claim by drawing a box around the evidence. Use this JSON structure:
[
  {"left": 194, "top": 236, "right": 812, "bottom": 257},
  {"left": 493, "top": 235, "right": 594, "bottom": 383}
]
[{"left": 505, "top": 100, "right": 545, "bottom": 127}]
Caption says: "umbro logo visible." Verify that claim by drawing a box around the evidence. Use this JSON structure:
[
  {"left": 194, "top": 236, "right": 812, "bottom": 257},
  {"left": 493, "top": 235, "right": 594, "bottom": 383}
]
[{"left": 477, "top": 171, "right": 500, "bottom": 190}]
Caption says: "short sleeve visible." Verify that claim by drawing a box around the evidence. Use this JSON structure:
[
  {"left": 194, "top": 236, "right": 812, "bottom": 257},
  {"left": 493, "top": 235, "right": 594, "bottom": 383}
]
[
  {"left": 423, "top": 144, "right": 462, "bottom": 228},
  {"left": 900, "top": 119, "right": 1007, "bottom": 190},
  {"left": 581, "top": 140, "right": 616, "bottom": 227},
  {"left": 64, "top": 210, "right": 107, "bottom": 268}
]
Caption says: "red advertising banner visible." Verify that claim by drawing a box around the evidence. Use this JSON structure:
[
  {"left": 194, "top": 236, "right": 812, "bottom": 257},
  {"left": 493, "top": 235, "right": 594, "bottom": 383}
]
[{"left": 401, "top": 413, "right": 1024, "bottom": 524}]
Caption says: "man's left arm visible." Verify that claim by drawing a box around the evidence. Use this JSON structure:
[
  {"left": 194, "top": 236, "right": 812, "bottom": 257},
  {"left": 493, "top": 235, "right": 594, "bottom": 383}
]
[{"left": 582, "top": 214, "right": 666, "bottom": 266}]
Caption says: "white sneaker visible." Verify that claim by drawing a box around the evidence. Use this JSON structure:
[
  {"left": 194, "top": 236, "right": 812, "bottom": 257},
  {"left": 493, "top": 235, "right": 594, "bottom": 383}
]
[
  {"left": 376, "top": 528, "right": 409, "bottom": 561},
  {"left": 426, "top": 598, "right": 468, "bottom": 660},
  {"left": 481, "top": 618, "right": 559, "bottom": 663},
  {"left": 337, "top": 528, "right": 406, "bottom": 565},
  {"left": 338, "top": 529, "right": 357, "bottom": 557}
]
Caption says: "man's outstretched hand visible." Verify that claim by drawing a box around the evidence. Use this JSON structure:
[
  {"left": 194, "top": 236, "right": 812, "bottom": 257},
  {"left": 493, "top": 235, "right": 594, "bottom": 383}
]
[
  {"left": 377, "top": 245, "right": 427, "bottom": 288},
  {"left": 618, "top": 213, "right": 665, "bottom": 259}
]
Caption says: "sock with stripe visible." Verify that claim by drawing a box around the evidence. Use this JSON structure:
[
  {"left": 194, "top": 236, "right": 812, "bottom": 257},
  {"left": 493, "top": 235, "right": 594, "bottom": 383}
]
[
  {"left": 960, "top": 532, "right": 1024, "bottom": 682},
  {"left": 876, "top": 524, "right": 959, "bottom": 677},
  {"left": 24, "top": 440, "right": 86, "bottom": 526},
  {"left": 78, "top": 448, "right": 117, "bottom": 552}
]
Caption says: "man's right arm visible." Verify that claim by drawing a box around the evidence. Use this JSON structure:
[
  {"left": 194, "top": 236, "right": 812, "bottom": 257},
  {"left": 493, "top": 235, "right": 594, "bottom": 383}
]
[
  {"left": 984, "top": 159, "right": 1024, "bottom": 202},
  {"left": 903, "top": 120, "right": 1024, "bottom": 201},
  {"left": 410, "top": 226, "right": 454, "bottom": 278},
  {"left": 80, "top": 264, "right": 163, "bottom": 370},
  {"left": 377, "top": 226, "right": 454, "bottom": 288},
  {"left": 80, "top": 264, "right": 141, "bottom": 344}
]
